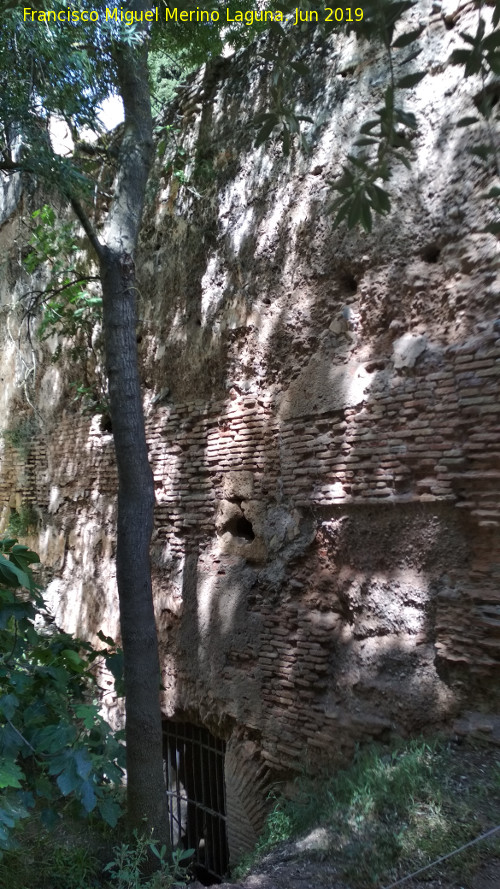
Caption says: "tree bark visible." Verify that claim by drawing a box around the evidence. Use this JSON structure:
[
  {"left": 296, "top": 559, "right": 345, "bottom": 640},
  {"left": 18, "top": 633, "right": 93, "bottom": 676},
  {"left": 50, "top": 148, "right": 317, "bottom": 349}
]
[
  {"left": 98, "top": 0, "right": 169, "bottom": 847},
  {"left": 100, "top": 251, "right": 168, "bottom": 845}
]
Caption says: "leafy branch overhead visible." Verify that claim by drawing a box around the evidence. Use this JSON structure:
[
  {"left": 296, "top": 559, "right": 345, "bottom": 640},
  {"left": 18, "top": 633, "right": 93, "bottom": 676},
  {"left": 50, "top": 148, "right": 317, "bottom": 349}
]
[
  {"left": 22, "top": 205, "right": 107, "bottom": 412},
  {"left": 326, "top": 0, "right": 425, "bottom": 232},
  {"left": 251, "top": 0, "right": 499, "bottom": 232},
  {"left": 451, "top": 8, "right": 500, "bottom": 234},
  {"left": 329, "top": 0, "right": 499, "bottom": 231}
]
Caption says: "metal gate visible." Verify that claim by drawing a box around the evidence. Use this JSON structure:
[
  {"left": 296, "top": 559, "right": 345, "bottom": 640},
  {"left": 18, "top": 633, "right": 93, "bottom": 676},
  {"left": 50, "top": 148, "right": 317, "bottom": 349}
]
[{"left": 163, "top": 721, "right": 228, "bottom": 884}]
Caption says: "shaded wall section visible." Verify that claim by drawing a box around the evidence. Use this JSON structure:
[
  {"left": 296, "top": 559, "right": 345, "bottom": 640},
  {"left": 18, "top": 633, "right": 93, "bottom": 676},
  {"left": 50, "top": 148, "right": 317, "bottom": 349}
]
[{"left": 1, "top": 1, "right": 500, "bottom": 865}]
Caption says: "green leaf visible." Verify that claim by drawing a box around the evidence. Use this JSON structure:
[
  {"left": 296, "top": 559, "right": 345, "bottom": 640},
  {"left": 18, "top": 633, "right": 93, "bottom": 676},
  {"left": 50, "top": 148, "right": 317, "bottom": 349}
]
[
  {"left": 0, "top": 539, "right": 18, "bottom": 551},
  {"left": 255, "top": 117, "right": 279, "bottom": 147},
  {"left": 80, "top": 779, "right": 97, "bottom": 813},
  {"left": 487, "top": 52, "right": 500, "bottom": 75},
  {"left": 458, "top": 31, "right": 476, "bottom": 46},
  {"left": 176, "top": 848, "right": 195, "bottom": 861},
  {"left": 0, "top": 723, "right": 23, "bottom": 759},
  {"left": 281, "top": 125, "right": 291, "bottom": 156},
  {"left": 37, "top": 724, "right": 76, "bottom": 755},
  {"left": 396, "top": 71, "right": 427, "bottom": 88},
  {"left": 0, "top": 694, "right": 19, "bottom": 721},
  {"left": 369, "top": 184, "right": 391, "bottom": 214},
  {"left": 56, "top": 765, "right": 79, "bottom": 797},
  {"left": 0, "top": 759, "right": 23, "bottom": 790},
  {"left": 395, "top": 109, "right": 418, "bottom": 128},
  {"left": 74, "top": 704, "right": 97, "bottom": 729},
  {"left": 360, "top": 119, "right": 380, "bottom": 134},
  {"left": 290, "top": 60, "right": 309, "bottom": 75},
  {"left": 106, "top": 650, "right": 124, "bottom": 685},
  {"left": 96, "top": 630, "right": 116, "bottom": 646},
  {"left": 485, "top": 222, "right": 500, "bottom": 235},
  {"left": 74, "top": 748, "right": 92, "bottom": 781},
  {"left": 98, "top": 795, "right": 122, "bottom": 828},
  {"left": 330, "top": 199, "right": 351, "bottom": 228},
  {"left": 355, "top": 137, "right": 379, "bottom": 146},
  {"left": 62, "top": 648, "right": 85, "bottom": 673},
  {"left": 0, "top": 555, "right": 31, "bottom": 590},
  {"left": 347, "top": 191, "right": 363, "bottom": 228},
  {"left": 359, "top": 197, "right": 373, "bottom": 233},
  {"left": 393, "top": 152, "right": 412, "bottom": 169}
]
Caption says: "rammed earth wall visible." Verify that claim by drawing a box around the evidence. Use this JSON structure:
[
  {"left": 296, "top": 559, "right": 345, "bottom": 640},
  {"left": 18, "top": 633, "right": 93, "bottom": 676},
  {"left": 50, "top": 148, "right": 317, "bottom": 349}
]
[{"left": 1, "top": 0, "right": 500, "bottom": 862}]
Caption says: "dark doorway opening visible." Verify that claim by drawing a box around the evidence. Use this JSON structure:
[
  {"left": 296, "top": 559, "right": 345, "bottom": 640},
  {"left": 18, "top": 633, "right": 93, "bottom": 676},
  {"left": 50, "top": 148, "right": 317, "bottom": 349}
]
[{"left": 163, "top": 721, "right": 229, "bottom": 885}]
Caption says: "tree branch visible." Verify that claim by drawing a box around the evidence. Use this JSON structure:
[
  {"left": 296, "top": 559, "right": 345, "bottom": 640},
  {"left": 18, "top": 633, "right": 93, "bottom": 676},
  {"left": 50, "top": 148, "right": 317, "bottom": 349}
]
[
  {"left": 22, "top": 276, "right": 101, "bottom": 317},
  {"left": 1, "top": 155, "right": 104, "bottom": 259},
  {"left": 69, "top": 196, "right": 104, "bottom": 260}
]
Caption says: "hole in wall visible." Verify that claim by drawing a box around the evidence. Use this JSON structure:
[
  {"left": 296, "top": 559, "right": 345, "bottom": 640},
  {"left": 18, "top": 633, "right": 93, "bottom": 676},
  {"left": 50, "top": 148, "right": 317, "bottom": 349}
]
[
  {"left": 224, "top": 515, "right": 255, "bottom": 541},
  {"left": 100, "top": 413, "right": 113, "bottom": 433},
  {"left": 421, "top": 243, "right": 441, "bottom": 264},
  {"left": 163, "top": 720, "right": 228, "bottom": 885},
  {"left": 342, "top": 273, "right": 358, "bottom": 294}
]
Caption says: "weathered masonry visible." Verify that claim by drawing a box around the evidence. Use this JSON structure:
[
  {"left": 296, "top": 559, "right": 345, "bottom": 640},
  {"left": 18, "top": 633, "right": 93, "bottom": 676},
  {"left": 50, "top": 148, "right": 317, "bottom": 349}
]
[{"left": 1, "top": 1, "right": 499, "bottom": 872}]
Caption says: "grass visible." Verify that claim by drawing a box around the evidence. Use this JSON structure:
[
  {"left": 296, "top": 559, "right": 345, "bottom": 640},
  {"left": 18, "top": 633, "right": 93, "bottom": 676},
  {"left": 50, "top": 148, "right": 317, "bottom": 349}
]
[
  {"left": 235, "top": 736, "right": 500, "bottom": 887},
  {"left": 0, "top": 818, "right": 193, "bottom": 889},
  {"left": 0, "top": 809, "right": 109, "bottom": 889},
  {"left": 3, "top": 737, "right": 500, "bottom": 888}
]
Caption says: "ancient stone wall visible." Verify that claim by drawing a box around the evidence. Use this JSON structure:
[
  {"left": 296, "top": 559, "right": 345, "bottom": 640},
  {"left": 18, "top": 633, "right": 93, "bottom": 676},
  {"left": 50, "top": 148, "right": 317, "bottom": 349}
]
[{"left": 1, "top": 0, "right": 500, "bottom": 864}]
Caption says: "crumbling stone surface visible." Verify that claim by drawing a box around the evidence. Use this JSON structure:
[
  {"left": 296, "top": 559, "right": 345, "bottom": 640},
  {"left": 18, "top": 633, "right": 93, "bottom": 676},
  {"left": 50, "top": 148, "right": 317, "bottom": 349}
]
[{"left": 0, "top": 0, "right": 499, "bottom": 863}]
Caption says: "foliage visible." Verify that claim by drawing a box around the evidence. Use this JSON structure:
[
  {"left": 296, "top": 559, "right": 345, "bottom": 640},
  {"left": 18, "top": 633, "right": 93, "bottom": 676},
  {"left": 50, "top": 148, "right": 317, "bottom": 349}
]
[
  {"left": 149, "top": 50, "right": 194, "bottom": 118},
  {"left": 104, "top": 831, "right": 194, "bottom": 889},
  {"left": 2, "top": 415, "right": 38, "bottom": 459},
  {"left": 0, "top": 537, "right": 126, "bottom": 853},
  {"left": 0, "top": 823, "right": 102, "bottom": 889},
  {"left": 253, "top": 25, "right": 314, "bottom": 157},
  {"left": 247, "top": 0, "right": 500, "bottom": 232},
  {"left": 23, "top": 204, "right": 107, "bottom": 411},
  {"left": 149, "top": 0, "right": 266, "bottom": 66},
  {"left": 326, "top": 0, "right": 499, "bottom": 231},
  {"left": 324, "top": 0, "right": 425, "bottom": 231},
  {"left": 24, "top": 205, "right": 102, "bottom": 345},
  {"left": 0, "top": 819, "right": 194, "bottom": 889},
  {"left": 236, "top": 737, "right": 500, "bottom": 887},
  {"left": 0, "top": 2, "right": 114, "bottom": 194},
  {"left": 450, "top": 2, "right": 500, "bottom": 235},
  {"left": 6, "top": 503, "right": 39, "bottom": 538}
]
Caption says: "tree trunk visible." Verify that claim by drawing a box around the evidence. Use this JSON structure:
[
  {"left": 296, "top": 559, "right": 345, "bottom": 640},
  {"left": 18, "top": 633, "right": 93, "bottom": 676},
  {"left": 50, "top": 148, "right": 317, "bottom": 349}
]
[
  {"left": 98, "top": 0, "right": 169, "bottom": 847},
  {"left": 100, "top": 251, "right": 168, "bottom": 845}
]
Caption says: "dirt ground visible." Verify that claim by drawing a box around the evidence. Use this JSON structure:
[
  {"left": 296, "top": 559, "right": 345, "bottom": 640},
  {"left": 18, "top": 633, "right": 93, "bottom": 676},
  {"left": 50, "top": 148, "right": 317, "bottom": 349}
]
[
  {"left": 195, "top": 741, "right": 500, "bottom": 889},
  {"left": 191, "top": 847, "right": 500, "bottom": 889}
]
